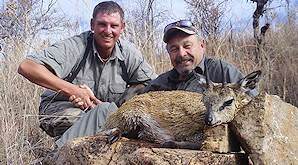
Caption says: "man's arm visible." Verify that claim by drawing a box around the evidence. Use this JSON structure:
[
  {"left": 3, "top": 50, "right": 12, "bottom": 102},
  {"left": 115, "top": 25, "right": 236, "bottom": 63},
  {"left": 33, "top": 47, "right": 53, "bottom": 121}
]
[
  {"left": 18, "top": 59, "right": 100, "bottom": 109},
  {"left": 113, "top": 41, "right": 158, "bottom": 106},
  {"left": 121, "top": 40, "right": 157, "bottom": 84}
]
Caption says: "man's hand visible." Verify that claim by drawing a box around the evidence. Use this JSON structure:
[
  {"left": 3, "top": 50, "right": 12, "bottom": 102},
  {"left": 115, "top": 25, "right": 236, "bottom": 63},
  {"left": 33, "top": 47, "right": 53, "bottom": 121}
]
[
  {"left": 17, "top": 59, "right": 102, "bottom": 111},
  {"left": 69, "top": 84, "right": 102, "bottom": 110}
]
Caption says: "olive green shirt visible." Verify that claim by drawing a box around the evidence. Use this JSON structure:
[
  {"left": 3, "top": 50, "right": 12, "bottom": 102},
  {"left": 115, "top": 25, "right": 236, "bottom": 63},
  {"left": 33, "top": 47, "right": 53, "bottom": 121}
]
[{"left": 27, "top": 31, "right": 157, "bottom": 105}]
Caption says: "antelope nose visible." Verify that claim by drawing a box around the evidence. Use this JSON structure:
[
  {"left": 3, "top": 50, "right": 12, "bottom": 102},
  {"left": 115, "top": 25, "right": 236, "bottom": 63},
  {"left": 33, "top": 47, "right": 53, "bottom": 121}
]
[{"left": 205, "top": 116, "right": 213, "bottom": 125}]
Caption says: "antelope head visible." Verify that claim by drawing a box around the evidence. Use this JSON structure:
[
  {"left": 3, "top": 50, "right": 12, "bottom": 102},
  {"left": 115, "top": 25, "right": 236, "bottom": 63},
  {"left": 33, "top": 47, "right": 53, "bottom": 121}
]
[{"left": 203, "top": 70, "right": 262, "bottom": 126}]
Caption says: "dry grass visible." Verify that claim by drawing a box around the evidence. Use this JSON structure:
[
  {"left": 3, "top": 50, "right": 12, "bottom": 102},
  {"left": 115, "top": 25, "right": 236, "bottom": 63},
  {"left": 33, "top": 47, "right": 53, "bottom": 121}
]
[
  {"left": 0, "top": 22, "right": 297, "bottom": 164},
  {"left": 0, "top": 41, "right": 54, "bottom": 164},
  {"left": 203, "top": 23, "right": 298, "bottom": 105}
]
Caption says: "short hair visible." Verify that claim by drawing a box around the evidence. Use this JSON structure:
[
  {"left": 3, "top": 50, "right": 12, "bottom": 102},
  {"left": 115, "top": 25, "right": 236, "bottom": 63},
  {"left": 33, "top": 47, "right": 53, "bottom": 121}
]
[{"left": 92, "top": 1, "right": 124, "bottom": 21}]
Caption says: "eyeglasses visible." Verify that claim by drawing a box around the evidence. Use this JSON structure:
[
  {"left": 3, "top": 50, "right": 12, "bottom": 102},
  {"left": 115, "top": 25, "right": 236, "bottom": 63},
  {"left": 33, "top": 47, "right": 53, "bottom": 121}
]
[{"left": 164, "top": 20, "right": 194, "bottom": 33}]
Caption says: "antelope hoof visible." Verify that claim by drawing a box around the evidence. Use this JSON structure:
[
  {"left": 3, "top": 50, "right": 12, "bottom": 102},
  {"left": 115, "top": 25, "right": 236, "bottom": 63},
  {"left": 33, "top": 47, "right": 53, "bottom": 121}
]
[{"left": 100, "top": 128, "right": 122, "bottom": 144}]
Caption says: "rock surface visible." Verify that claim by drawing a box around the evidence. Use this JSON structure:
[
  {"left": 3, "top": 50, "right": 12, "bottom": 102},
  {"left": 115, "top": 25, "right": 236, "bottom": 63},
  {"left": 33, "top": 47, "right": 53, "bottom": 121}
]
[
  {"left": 230, "top": 92, "right": 298, "bottom": 165},
  {"left": 201, "top": 124, "right": 235, "bottom": 153},
  {"left": 43, "top": 135, "right": 248, "bottom": 165},
  {"left": 129, "top": 147, "right": 248, "bottom": 165}
]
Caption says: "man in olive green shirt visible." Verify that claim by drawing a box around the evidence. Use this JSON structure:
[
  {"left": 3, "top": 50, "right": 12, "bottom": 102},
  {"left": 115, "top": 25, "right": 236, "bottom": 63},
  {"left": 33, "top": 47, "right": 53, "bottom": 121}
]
[{"left": 18, "top": 1, "right": 157, "bottom": 148}]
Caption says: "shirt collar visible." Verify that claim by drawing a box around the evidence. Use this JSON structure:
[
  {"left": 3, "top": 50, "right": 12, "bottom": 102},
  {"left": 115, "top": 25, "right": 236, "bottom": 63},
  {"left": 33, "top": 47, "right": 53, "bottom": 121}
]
[
  {"left": 168, "top": 55, "right": 206, "bottom": 82},
  {"left": 168, "top": 69, "right": 180, "bottom": 82},
  {"left": 92, "top": 39, "right": 124, "bottom": 62},
  {"left": 196, "top": 55, "right": 205, "bottom": 74},
  {"left": 168, "top": 69, "right": 195, "bottom": 83}
]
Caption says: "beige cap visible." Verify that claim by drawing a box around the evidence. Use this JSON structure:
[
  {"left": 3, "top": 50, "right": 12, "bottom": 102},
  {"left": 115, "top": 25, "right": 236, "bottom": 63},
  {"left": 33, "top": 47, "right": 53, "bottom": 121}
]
[{"left": 163, "top": 20, "right": 196, "bottom": 43}]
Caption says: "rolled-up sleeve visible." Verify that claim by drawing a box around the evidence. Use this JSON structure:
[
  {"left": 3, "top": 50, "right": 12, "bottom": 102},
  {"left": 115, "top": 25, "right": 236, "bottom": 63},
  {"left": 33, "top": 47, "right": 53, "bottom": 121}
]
[
  {"left": 26, "top": 36, "right": 85, "bottom": 78},
  {"left": 124, "top": 44, "right": 157, "bottom": 84}
]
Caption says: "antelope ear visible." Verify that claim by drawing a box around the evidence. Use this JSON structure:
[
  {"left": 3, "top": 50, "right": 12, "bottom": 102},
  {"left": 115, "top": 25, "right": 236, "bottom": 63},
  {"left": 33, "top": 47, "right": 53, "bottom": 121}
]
[
  {"left": 239, "top": 70, "right": 262, "bottom": 90},
  {"left": 241, "top": 97, "right": 252, "bottom": 105},
  {"left": 226, "top": 83, "right": 240, "bottom": 89},
  {"left": 207, "top": 81, "right": 215, "bottom": 90}
]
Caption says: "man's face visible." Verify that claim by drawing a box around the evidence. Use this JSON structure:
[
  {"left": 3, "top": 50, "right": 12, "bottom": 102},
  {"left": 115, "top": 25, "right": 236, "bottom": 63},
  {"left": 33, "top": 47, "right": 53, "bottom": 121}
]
[
  {"left": 91, "top": 12, "right": 125, "bottom": 52},
  {"left": 166, "top": 33, "right": 205, "bottom": 76}
]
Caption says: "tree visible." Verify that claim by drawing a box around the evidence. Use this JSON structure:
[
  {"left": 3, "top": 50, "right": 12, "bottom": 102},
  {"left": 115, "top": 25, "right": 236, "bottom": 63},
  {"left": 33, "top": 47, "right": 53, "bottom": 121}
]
[
  {"left": 184, "top": 0, "right": 229, "bottom": 41},
  {"left": 122, "top": 0, "right": 170, "bottom": 70},
  {"left": 0, "top": 0, "right": 75, "bottom": 54},
  {"left": 249, "top": 0, "right": 272, "bottom": 61}
]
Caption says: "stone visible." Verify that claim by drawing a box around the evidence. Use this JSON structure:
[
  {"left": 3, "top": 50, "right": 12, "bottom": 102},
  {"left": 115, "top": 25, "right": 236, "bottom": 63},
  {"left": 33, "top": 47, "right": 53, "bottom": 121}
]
[
  {"left": 230, "top": 92, "right": 298, "bottom": 165},
  {"left": 129, "top": 148, "right": 248, "bottom": 165},
  {"left": 43, "top": 135, "right": 248, "bottom": 165},
  {"left": 202, "top": 124, "right": 234, "bottom": 153}
]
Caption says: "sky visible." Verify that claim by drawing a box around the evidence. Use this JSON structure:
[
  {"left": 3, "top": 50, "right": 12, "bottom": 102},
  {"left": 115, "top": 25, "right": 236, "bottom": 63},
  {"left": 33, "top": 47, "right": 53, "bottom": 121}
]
[
  {"left": 55, "top": 0, "right": 190, "bottom": 32},
  {"left": 0, "top": 0, "right": 295, "bottom": 37},
  {"left": 1, "top": 0, "right": 294, "bottom": 31},
  {"left": 54, "top": 0, "right": 295, "bottom": 33},
  {"left": 0, "top": 0, "right": 295, "bottom": 57},
  {"left": 55, "top": 0, "right": 255, "bottom": 31}
]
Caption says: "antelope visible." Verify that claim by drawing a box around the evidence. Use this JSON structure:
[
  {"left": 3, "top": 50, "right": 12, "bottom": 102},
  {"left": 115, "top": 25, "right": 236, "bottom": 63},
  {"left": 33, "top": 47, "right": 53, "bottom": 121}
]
[{"left": 100, "top": 70, "right": 262, "bottom": 149}]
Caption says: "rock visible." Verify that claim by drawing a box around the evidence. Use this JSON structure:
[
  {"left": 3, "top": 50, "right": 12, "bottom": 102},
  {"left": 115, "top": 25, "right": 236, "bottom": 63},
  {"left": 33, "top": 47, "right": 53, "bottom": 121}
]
[
  {"left": 129, "top": 148, "right": 248, "bottom": 165},
  {"left": 43, "top": 135, "right": 159, "bottom": 165},
  {"left": 202, "top": 124, "right": 235, "bottom": 153},
  {"left": 43, "top": 135, "right": 248, "bottom": 165},
  {"left": 230, "top": 92, "right": 298, "bottom": 165}
]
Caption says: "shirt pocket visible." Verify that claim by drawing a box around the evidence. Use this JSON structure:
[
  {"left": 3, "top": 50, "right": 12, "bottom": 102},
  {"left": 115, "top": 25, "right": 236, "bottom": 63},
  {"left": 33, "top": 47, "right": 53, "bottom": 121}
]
[{"left": 107, "top": 83, "right": 126, "bottom": 102}]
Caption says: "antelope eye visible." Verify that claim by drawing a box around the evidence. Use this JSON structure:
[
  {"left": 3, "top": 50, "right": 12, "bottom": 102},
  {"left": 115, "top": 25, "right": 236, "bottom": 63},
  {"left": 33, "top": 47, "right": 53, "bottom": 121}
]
[
  {"left": 223, "top": 98, "right": 234, "bottom": 107},
  {"left": 219, "top": 106, "right": 225, "bottom": 111}
]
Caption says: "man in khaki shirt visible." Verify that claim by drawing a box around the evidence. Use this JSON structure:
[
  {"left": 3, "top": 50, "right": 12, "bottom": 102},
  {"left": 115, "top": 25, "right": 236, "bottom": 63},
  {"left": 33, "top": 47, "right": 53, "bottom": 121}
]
[{"left": 18, "top": 1, "right": 157, "bottom": 148}]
